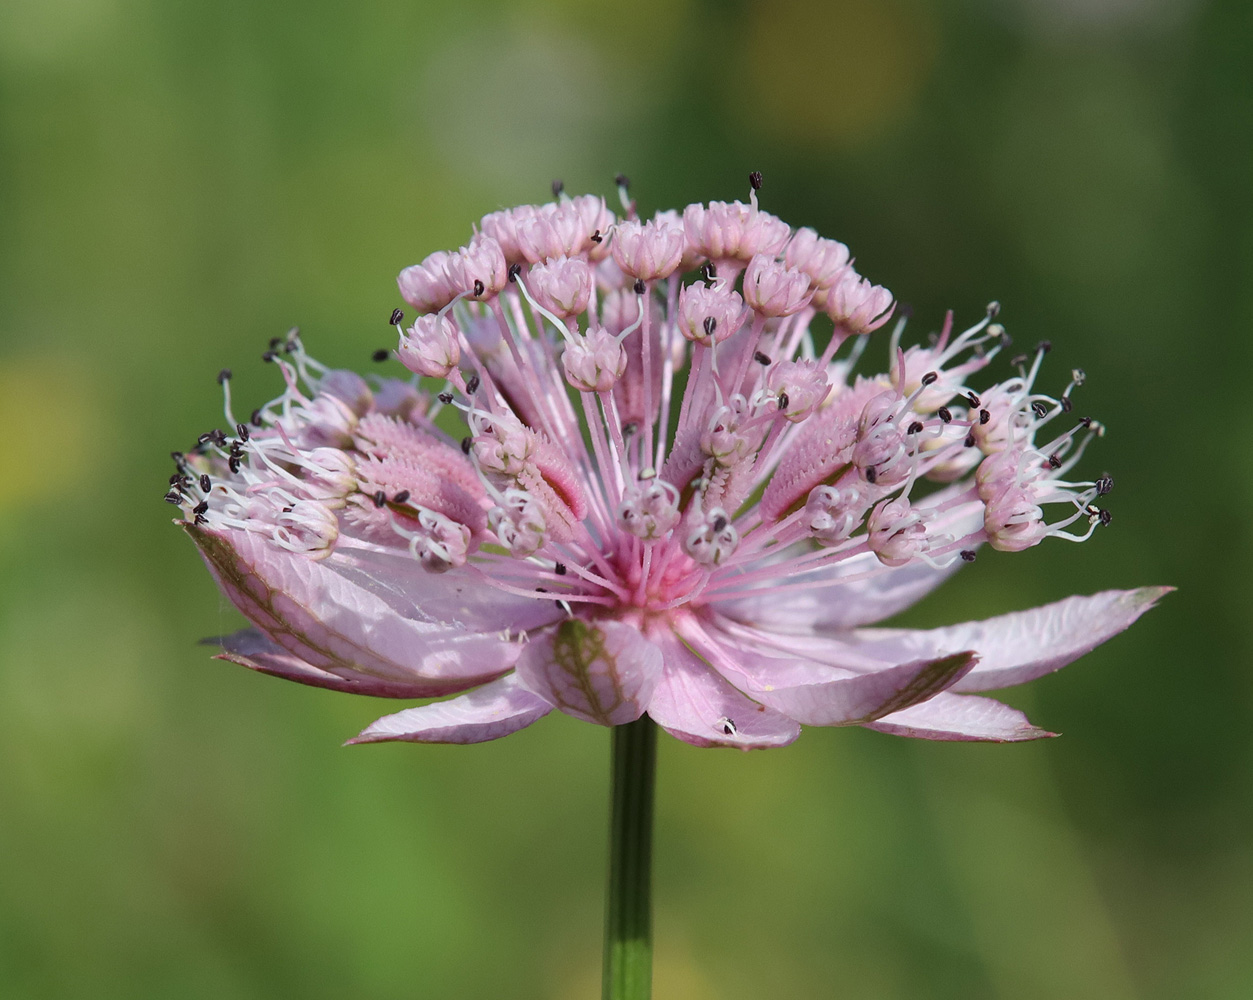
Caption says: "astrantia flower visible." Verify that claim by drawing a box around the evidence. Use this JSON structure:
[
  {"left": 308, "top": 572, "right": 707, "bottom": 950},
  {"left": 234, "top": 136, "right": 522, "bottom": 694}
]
[{"left": 169, "top": 182, "right": 1165, "bottom": 750}]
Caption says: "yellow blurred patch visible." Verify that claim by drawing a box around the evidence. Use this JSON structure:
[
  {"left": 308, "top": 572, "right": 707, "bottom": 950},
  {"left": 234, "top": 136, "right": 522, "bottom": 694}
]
[
  {"left": 0, "top": 354, "right": 106, "bottom": 511},
  {"left": 746, "top": 0, "right": 937, "bottom": 149}
]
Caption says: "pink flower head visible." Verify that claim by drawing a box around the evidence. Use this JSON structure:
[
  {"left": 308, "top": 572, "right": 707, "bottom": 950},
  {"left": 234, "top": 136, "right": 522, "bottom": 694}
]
[{"left": 173, "top": 190, "right": 1165, "bottom": 751}]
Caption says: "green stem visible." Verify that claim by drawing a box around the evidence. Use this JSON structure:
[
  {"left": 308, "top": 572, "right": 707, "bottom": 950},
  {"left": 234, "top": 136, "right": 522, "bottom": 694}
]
[{"left": 603, "top": 714, "right": 657, "bottom": 1000}]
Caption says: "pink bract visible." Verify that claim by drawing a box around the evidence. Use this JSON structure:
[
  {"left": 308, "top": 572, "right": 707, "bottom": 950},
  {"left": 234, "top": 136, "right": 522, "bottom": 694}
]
[{"left": 169, "top": 184, "right": 1167, "bottom": 750}]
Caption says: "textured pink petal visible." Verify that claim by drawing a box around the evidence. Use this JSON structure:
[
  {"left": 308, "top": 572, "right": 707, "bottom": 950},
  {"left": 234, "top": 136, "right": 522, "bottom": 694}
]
[
  {"left": 187, "top": 524, "right": 530, "bottom": 693},
  {"left": 515, "top": 619, "right": 662, "bottom": 726},
  {"left": 689, "top": 624, "right": 977, "bottom": 726},
  {"left": 711, "top": 549, "right": 968, "bottom": 632},
  {"left": 645, "top": 633, "right": 800, "bottom": 749},
  {"left": 851, "top": 587, "right": 1172, "bottom": 693},
  {"left": 864, "top": 693, "right": 1056, "bottom": 742},
  {"left": 209, "top": 629, "right": 468, "bottom": 698},
  {"left": 347, "top": 674, "right": 553, "bottom": 745}
]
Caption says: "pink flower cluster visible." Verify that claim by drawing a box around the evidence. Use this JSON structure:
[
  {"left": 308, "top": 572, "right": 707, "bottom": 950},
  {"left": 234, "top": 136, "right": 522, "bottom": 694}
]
[{"left": 168, "top": 180, "right": 1165, "bottom": 749}]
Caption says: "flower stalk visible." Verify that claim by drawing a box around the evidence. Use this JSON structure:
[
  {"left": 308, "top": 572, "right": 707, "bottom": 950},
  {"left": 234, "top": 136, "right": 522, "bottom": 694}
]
[{"left": 603, "top": 715, "right": 657, "bottom": 1000}]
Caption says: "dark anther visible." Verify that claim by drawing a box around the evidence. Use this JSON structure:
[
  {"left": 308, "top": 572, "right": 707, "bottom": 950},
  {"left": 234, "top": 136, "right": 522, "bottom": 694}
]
[
  {"left": 1010, "top": 353, "right": 1028, "bottom": 367},
  {"left": 169, "top": 473, "right": 182, "bottom": 486},
  {"left": 438, "top": 392, "right": 454, "bottom": 404},
  {"left": 217, "top": 368, "right": 232, "bottom": 384},
  {"left": 979, "top": 409, "right": 990, "bottom": 425},
  {"left": 465, "top": 374, "right": 481, "bottom": 395},
  {"left": 199, "top": 474, "right": 211, "bottom": 493},
  {"left": 535, "top": 587, "right": 548, "bottom": 593},
  {"left": 551, "top": 179, "right": 564, "bottom": 198},
  {"left": 269, "top": 336, "right": 283, "bottom": 350},
  {"left": 250, "top": 408, "right": 263, "bottom": 427},
  {"left": 1036, "top": 340, "right": 1052, "bottom": 354},
  {"left": 1098, "top": 508, "right": 1113, "bottom": 527},
  {"left": 163, "top": 491, "right": 183, "bottom": 505},
  {"left": 908, "top": 421, "right": 924, "bottom": 434},
  {"left": 229, "top": 441, "right": 243, "bottom": 456},
  {"left": 703, "top": 316, "right": 717, "bottom": 336},
  {"left": 228, "top": 456, "right": 241, "bottom": 473},
  {"left": 986, "top": 301, "right": 1001, "bottom": 318},
  {"left": 1079, "top": 416, "right": 1094, "bottom": 428},
  {"left": 712, "top": 515, "right": 728, "bottom": 533},
  {"left": 460, "top": 436, "right": 473, "bottom": 455},
  {"left": 392, "top": 490, "right": 411, "bottom": 504},
  {"left": 508, "top": 262, "right": 522, "bottom": 282},
  {"left": 614, "top": 173, "right": 630, "bottom": 190},
  {"left": 960, "top": 549, "right": 977, "bottom": 562},
  {"left": 390, "top": 308, "right": 404, "bottom": 326},
  {"left": 778, "top": 392, "right": 789, "bottom": 410},
  {"left": 966, "top": 391, "right": 981, "bottom": 407},
  {"left": 554, "top": 600, "right": 566, "bottom": 611},
  {"left": 467, "top": 279, "right": 481, "bottom": 299},
  {"left": 1048, "top": 453, "right": 1062, "bottom": 469},
  {"left": 261, "top": 350, "right": 276, "bottom": 363},
  {"left": 623, "top": 422, "right": 638, "bottom": 437},
  {"left": 1057, "top": 395, "right": 1073, "bottom": 414},
  {"left": 865, "top": 466, "right": 878, "bottom": 484},
  {"left": 964, "top": 432, "right": 977, "bottom": 447},
  {"left": 590, "top": 230, "right": 603, "bottom": 244},
  {"left": 372, "top": 490, "right": 386, "bottom": 509},
  {"left": 372, "top": 348, "right": 390, "bottom": 363},
  {"left": 170, "top": 451, "right": 185, "bottom": 464},
  {"left": 554, "top": 562, "right": 567, "bottom": 575},
  {"left": 999, "top": 331, "right": 1013, "bottom": 349},
  {"left": 197, "top": 432, "right": 214, "bottom": 445},
  {"left": 754, "top": 351, "right": 772, "bottom": 365},
  {"left": 633, "top": 278, "right": 647, "bottom": 295},
  {"left": 1031, "top": 401, "right": 1048, "bottom": 419},
  {"left": 700, "top": 261, "right": 717, "bottom": 284},
  {"left": 748, "top": 170, "right": 763, "bottom": 191},
  {"left": 938, "top": 406, "right": 953, "bottom": 423},
  {"left": 1096, "top": 474, "right": 1114, "bottom": 495},
  {"left": 211, "top": 429, "right": 227, "bottom": 446},
  {"left": 236, "top": 422, "right": 250, "bottom": 442},
  {"left": 721, "top": 718, "right": 737, "bottom": 736},
  {"left": 194, "top": 513, "right": 208, "bottom": 526},
  {"left": 921, "top": 371, "right": 939, "bottom": 386}
]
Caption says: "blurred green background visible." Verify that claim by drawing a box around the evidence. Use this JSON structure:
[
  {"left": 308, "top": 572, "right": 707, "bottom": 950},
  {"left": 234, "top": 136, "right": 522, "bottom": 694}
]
[{"left": 1, "top": 0, "right": 1248, "bottom": 996}]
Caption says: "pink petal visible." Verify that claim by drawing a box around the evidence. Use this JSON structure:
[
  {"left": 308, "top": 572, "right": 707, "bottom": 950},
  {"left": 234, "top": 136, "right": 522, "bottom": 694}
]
[
  {"left": 851, "top": 587, "right": 1172, "bottom": 693},
  {"left": 347, "top": 674, "right": 553, "bottom": 745},
  {"left": 645, "top": 633, "right": 800, "bottom": 749},
  {"left": 514, "top": 620, "right": 662, "bottom": 727},
  {"left": 711, "top": 549, "right": 967, "bottom": 632},
  {"left": 186, "top": 524, "right": 534, "bottom": 694},
  {"left": 864, "top": 693, "right": 1056, "bottom": 742},
  {"left": 689, "top": 624, "right": 977, "bottom": 726},
  {"left": 210, "top": 629, "right": 472, "bottom": 698}
]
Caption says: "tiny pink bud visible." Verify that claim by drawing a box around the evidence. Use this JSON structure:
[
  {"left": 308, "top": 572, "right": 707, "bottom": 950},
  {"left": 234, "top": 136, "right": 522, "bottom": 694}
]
[
  {"left": 610, "top": 218, "right": 685, "bottom": 281},
  {"left": 827, "top": 269, "right": 895, "bottom": 334},
  {"left": 683, "top": 201, "right": 791, "bottom": 261},
  {"left": 868, "top": 497, "right": 928, "bottom": 567},
  {"left": 677, "top": 281, "right": 746, "bottom": 346},
  {"left": 398, "top": 314, "right": 461, "bottom": 378},
  {"left": 743, "top": 254, "right": 814, "bottom": 317},
  {"left": 785, "top": 227, "right": 851, "bottom": 308},
  {"left": 528, "top": 255, "right": 592, "bottom": 318},
  {"left": 766, "top": 359, "right": 830, "bottom": 422},
  {"left": 446, "top": 234, "right": 508, "bottom": 299},
  {"left": 397, "top": 250, "right": 457, "bottom": 314},
  {"left": 563, "top": 327, "right": 627, "bottom": 392}
]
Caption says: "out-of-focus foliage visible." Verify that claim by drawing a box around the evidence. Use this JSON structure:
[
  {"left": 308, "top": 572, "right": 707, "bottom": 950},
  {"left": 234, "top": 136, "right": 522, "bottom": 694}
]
[{"left": 1, "top": 0, "right": 1248, "bottom": 996}]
